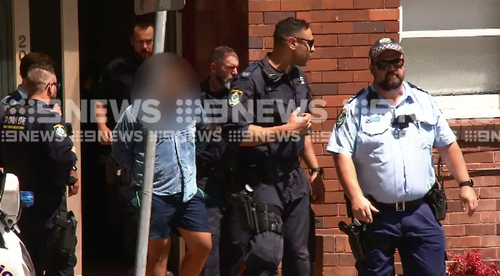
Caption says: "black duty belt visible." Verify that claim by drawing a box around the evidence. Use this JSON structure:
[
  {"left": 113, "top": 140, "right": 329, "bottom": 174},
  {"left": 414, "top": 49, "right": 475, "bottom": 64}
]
[
  {"left": 377, "top": 197, "right": 425, "bottom": 212},
  {"left": 275, "top": 159, "right": 300, "bottom": 173}
]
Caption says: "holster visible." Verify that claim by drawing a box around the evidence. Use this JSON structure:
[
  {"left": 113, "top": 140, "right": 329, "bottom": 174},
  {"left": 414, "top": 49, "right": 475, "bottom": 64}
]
[
  {"left": 424, "top": 182, "right": 447, "bottom": 221},
  {"left": 339, "top": 194, "right": 368, "bottom": 261},
  {"left": 232, "top": 187, "right": 283, "bottom": 235},
  {"left": 47, "top": 209, "right": 78, "bottom": 259}
]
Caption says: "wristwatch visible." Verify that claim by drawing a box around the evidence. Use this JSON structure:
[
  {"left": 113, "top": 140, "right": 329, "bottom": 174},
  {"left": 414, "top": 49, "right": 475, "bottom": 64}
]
[
  {"left": 309, "top": 167, "right": 323, "bottom": 175},
  {"left": 459, "top": 179, "right": 474, "bottom": 188}
]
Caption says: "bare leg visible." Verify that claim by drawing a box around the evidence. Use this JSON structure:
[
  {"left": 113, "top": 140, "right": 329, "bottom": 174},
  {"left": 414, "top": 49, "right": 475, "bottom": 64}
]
[
  {"left": 146, "top": 237, "right": 172, "bottom": 276},
  {"left": 177, "top": 227, "right": 212, "bottom": 276}
]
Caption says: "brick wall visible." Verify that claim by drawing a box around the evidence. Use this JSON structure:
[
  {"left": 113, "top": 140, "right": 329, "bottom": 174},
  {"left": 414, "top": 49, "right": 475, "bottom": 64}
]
[{"left": 247, "top": 1, "right": 500, "bottom": 276}]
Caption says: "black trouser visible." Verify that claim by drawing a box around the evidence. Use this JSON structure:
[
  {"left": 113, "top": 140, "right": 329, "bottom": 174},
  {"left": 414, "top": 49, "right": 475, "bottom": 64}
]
[
  {"left": 242, "top": 167, "right": 313, "bottom": 276},
  {"left": 199, "top": 175, "right": 247, "bottom": 276}
]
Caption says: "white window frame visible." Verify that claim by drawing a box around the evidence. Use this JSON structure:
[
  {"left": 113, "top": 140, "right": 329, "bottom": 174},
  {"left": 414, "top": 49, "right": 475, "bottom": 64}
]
[{"left": 399, "top": 6, "right": 500, "bottom": 120}]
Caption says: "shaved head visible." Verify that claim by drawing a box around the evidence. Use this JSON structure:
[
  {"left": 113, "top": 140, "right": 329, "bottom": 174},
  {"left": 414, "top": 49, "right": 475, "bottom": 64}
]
[{"left": 25, "top": 67, "right": 57, "bottom": 96}]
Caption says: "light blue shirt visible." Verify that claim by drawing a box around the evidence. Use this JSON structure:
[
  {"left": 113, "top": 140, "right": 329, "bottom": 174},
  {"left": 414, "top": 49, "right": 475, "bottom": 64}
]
[
  {"left": 1, "top": 86, "right": 28, "bottom": 112},
  {"left": 326, "top": 81, "right": 456, "bottom": 203},
  {"left": 112, "top": 105, "right": 207, "bottom": 202}
]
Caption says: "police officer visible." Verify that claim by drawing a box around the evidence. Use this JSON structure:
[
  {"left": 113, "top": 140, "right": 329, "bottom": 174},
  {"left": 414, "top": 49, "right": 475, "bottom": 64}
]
[
  {"left": 327, "top": 38, "right": 479, "bottom": 276},
  {"left": 94, "top": 18, "right": 154, "bottom": 268},
  {"left": 223, "top": 17, "right": 324, "bottom": 276},
  {"left": 0, "top": 63, "right": 79, "bottom": 275},
  {"left": 0, "top": 52, "right": 56, "bottom": 112},
  {"left": 198, "top": 46, "right": 246, "bottom": 276}
]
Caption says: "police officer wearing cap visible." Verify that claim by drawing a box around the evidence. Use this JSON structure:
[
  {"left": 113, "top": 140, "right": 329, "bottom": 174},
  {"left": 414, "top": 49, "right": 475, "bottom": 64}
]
[
  {"left": 0, "top": 63, "right": 79, "bottom": 275},
  {"left": 327, "top": 38, "right": 478, "bottom": 276},
  {"left": 223, "top": 17, "right": 324, "bottom": 276}
]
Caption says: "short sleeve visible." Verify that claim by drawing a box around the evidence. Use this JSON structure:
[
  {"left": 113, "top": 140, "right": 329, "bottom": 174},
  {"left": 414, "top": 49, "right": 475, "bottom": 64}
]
[
  {"left": 326, "top": 103, "right": 358, "bottom": 156},
  {"left": 431, "top": 98, "right": 456, "bottom": 147},
  {"left": 223, "top": 77, "right": 256, "bottom": 134}
]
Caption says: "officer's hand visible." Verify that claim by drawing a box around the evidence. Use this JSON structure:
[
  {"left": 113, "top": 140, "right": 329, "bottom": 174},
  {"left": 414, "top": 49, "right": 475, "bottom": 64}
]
[
  {"left": 287, "top": 108, "right": 312, "bottom": 135},
  {"left": 310, "top": 172, "right": 325, "bottom": 204},
  {"left": 68, "top": 170, "right": 79, "bottom": 197},
  {"left": 351, "top": 195, "right": 379, "bottom": 223},
  {"left": 459, "top": 186, "right": 478, "bottom": 217},
  {"left": 98, "top": 125, "right": 113, "bottom": 145}
]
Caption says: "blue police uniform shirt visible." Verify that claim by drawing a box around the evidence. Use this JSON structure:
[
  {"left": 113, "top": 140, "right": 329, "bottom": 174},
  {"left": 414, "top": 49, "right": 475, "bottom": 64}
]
[
  {"left": 326, "top": 81, "right": 456, "bottom": 203},
  {"left": 1, "top": 86, "right": 28, "bottom": 112}
]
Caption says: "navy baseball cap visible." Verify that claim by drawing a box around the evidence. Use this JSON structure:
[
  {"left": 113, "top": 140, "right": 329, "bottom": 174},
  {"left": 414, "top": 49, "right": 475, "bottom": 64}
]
[{"left": 369, "top": 38, "right": 404, "bottom": 59}]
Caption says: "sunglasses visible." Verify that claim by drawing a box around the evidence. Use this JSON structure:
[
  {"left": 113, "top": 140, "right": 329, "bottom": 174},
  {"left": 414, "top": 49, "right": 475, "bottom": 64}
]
[
  {"left": 295, "top": 37, "right": 315, "bottom": 48},
  {"left": 375, "top": 58, "right": 404, "bottom": 70},
  {"left": 46, "top": 82, "right": 61, "bottom": 91}
]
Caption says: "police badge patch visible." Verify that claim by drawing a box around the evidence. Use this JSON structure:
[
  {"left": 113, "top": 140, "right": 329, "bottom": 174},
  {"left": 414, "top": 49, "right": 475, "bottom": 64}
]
[
  {"left": 336, "top": 109, "right": 346, "bottom": 128},
  {"left": 54, "top": 124, "right": 67, "bottom": 138},
  {"left": 228, "top": 89, "right": 243, "bottom": 107}
]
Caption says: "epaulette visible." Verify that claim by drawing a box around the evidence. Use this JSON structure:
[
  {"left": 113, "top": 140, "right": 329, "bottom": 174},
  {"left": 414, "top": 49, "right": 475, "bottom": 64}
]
[
  {"left": 407, "top": 82, "right": 429, "bottom": 94},
  {"left": 347, "top": 87, "right": 367, "bottom": 104},
  {"left": 239, "top": 62, "right": 260, "bottom": 78}
]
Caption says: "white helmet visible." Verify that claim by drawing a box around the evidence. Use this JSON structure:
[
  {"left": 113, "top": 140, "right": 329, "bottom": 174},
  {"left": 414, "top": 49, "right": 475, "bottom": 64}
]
[{"left": 0, "top": 173, "right": 36, "bottom": 276}]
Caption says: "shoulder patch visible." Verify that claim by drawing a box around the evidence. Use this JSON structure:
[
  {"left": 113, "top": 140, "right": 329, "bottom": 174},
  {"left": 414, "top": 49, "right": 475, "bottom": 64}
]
[
  {"left": 407, "top": 82, "right": 429, "bottom": 94},
  {"left": 240, "top": 62, "right": 259, "bottom": 78},
  {"left": 228, "top": 89, "right": 243, "bottom": 107},
  {"left": 336, "top": 109, "right": 347, "bottom": 129},
  {"left": 54, "top": 124, "right": 67, "bottom": 138}
]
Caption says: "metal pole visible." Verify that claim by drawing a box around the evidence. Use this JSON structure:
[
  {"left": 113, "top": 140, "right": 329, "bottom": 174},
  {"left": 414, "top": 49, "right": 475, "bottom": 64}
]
[{"left": 135, "top": 10, "right": 167, "bottom": 276}]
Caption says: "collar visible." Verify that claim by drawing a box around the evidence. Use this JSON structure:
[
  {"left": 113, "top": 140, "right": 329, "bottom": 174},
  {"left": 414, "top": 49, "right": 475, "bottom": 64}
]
[
  {"left": 200, "top": 76, "right": 211, "bottom": 93},
  {"left": 259, "top": 53, "right": 300, "bottom": 83},
  {"left": 368, "top": 82, "right": 414, "bottom": 108},
  {"left": 17, "top": 86, "right": 28, "bottom": 97}
]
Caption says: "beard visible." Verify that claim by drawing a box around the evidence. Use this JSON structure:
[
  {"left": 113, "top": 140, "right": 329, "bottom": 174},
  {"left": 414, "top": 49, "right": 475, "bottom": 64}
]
[
  {"left": 377, "top": 72, "right": 404, "bottom": 90},
  {"left": 216, "top": 73, "right": 232, "bottom": 90}
]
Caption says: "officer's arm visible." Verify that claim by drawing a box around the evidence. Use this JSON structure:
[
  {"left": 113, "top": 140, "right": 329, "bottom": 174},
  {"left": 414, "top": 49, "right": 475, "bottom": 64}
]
[
  {"left": 111, "top": 108, "right": 136, "bottom": 171},
  {"left": 195, "top": 101, "right": 208, "bottom": 155},
  {"left": 326, "top": 106, "right": 364, "bottom": 201},
  {"left": 301, "top": 85, "right": 319, "bottom": 168},
  {"left": 94, "top": 69, "right": 112, "bottom": 130},
  {"left": 224, "top": 78, "right": 298, "bottom": 147},
  {"left": 44, "top": 121, "right": 77, "bottom": 170}
]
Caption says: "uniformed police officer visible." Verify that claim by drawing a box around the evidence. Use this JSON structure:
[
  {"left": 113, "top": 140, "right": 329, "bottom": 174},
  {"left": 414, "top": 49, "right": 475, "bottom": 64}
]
[
  {"left": 327, "top": 38, "right": 478, "bottom": 276},
  {"left": 94, "top": 18, "right": 154, "bottom": 268},
  {"left": 223, "top": 17, "right": 324, "bottom": 276},
  {"left": 198, "top": 46, "right": 247, "bottom": 276},
  {"left": 0, "top": 64, "right": 79, "bottom": 275}
]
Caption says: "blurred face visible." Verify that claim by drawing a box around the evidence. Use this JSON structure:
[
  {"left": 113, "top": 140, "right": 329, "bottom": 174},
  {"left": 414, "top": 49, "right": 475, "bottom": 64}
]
[
  {"left": 212, "top": 54, "right": 239, "bottom": 90},
  {"left": 290, "top": 28, "right": 315, "bottom": 67},
  {"left": 370, "top": 50, "right": 405, "bottom": 91},
  {"left": 131, "top": 26, "right": 154, "bottom": 60}
]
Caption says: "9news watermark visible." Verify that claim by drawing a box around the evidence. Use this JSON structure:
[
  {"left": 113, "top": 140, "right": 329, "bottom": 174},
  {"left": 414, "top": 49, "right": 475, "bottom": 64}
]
[{"left": 462, "top": 130, "right": 500, "bottom": 143}]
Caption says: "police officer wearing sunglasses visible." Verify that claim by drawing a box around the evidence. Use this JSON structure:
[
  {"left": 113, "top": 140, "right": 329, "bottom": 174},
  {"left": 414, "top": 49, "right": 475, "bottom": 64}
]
[{"left": 327, "top": 38, "right": 478, "bottom": 276}]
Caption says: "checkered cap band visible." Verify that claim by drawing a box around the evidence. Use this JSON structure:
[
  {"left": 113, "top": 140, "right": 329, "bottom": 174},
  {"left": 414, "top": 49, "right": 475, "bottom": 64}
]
[{"left": 370, "top": 43, "right": 404, "bottom": 59}]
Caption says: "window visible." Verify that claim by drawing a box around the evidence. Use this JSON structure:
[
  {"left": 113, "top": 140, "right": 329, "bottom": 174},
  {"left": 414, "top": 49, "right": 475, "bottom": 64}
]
[{"left": 400, "top": 0, "right": 500, "bottom": 119}]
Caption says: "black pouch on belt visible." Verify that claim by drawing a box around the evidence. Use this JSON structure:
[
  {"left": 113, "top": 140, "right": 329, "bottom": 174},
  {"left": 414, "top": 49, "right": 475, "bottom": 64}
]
[{"left": 424, "top": 157, "right": 448, "bottom": 221}]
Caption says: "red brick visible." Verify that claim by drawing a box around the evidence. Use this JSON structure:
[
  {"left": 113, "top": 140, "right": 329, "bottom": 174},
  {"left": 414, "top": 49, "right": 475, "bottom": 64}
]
[
  {"left": 339, "top": 34, "right": 370, "bottom": 46},
  {"left": 311, "top": 10, "right": 338, "bottom": 22},
  {"left": 464, "top": 152, "right": 494, "bottom": 163},
  {"left": 481, "top": 236, "right": 500, "bottom": 247},
  {"left": 477, "top": 199, "right": 497, "bottom": 211},
  {"left": 264, "top": 12, "right": 296, "bottom": 24},
  {"left": 324, "top": 95, "right": 351, "bottom": 107},
  {"left": 338, "top": 10, "right": 369, "bottom": 21},
  {"left": 312, "top": 204, "right": 339, "bottom": 216},
  {"left": 449, "top": 213, "right": 481, "bottom": 224},
  {"left": 314, "top": 35, "right": 338, "bottom": 47},
  {"left": 369, "top": 9, "right": 399, "bottom": 21},
  {"left": 369, "top": 33, "right": 399, "bottom": 44},
  {"left": 445, "top": 188, "right": 460, "bottom": 200},
  {"left": 323, "top": 266, "right": 357, "bottom": 276},
  {"left": 313, "top": 143, "right": 323, "bottom": 155},
  {"left": 339, "top": 253, "right": 355, "bottom": 266},
  {"left": 481, "top": 187, "right": 500, "bottom": 199},
  {"left": 354, "top": 46, "right": 371, "bottom": 57},
  {"left": 321, "top": 47, "right": 354, "bottom": 58},
  {"left": 310, "top": 72, "right": 322, "bottom": 83},
  {"left": 281, "top": 0, "right": 311, "bottom": 11},
  {"left": 482, "top": 212, "right": 500, "bottom": 223},
  {"left": 335, "top": 235, "right": 347, "bottom": 252},
  {"left": 478, "top": 248, "right": 498, "bottom": 260},
  {"left": 443, "top": 225, "right": 465, "bottom": 237},
  {"left": 311, "top": 22, "right": 354, "bottom": 34},
  {"left": 354, "top": 71, "right": 373, "bottom": 82},
  {"left": 385, "top": 0, "right": 400, "bottom": 8},
  {"left": 472, "top": 176, "right": 497, "bottom": 187},
  {"left": 322, "top": 253, "right": 340, "bottom": 266},
  {"left": 465, "top": 224, "right": 496, "bottom": 236},
  {"left": 339, "top": 204, "right": 347, "bottom": 215},
  {"left": 311, "top": 0, "right": 322, "bottom": 10},
  {"left": 310, "top": 84, "right": 338, "bottom": 95},
  {"left": 354, "top": 0, "right": 383, "bottom": 8},
  {"left": 249, "top": 49, "right": 268, "bottom": 60},
  {"left": 317, "top": 155, "right": 335, "bottom": 167},
  {"left": 324, "top": 180, "right": 339, "bottom": 191},
  {"left": 322, "top": 235, "right": 335, "bottom": 252},
  {"left": 324, "top": 216, "right": 350, "bottom": 228},
  {"left": 323, "top": 71, "right": 353, "bottom": 83},
  {"left": 338, "top": 58, "right": 369, "bottom": 70},
  {"left": 249, "top": 37, "right": 264, "bottom": 48},
  {"left": 384, "top": 21, "right": 399, "bottom": 32},
  {"left": 304, "top": 59, "right": 337, "bottom": 71},
  {"left": 323, "top": 120, "right": 335, "bottom": 132},
  {"left": 354, "top": 22, "right": 385, "bottom": 33},
  {"left": 264, "top": 37, "right": 274, "bottom": 48},
  {"left": 249, "top": 12, "right": 264, "bottom": 24},
  {"left": 249, "top": 25, "right": 275, "bottom": 36},
  {"left": 249, "top": 0, "right": 280, "bottom": 12},
  {"left": 322, "top": 0, "right": 353, "bottom": 9},
  {"left": 325, "top": 191, "right": 345, "bottom": 203},
  {"left": 296, "top": 11, "right": 311, "bottom": 23},
  {"left": 324, "top": 167, "right": 338, "bottom": 179},
  {"left": 447, "top": 236, "right": 481, "bottom": 248},
  {"left": 338, "top": 83, "right": 368, "bottom": 95}
]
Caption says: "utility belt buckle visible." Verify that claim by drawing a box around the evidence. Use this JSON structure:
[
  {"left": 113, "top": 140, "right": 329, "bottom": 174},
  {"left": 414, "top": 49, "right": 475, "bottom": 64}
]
[{"left": 395, "top": 201, "right": 406, "bottom": 211}]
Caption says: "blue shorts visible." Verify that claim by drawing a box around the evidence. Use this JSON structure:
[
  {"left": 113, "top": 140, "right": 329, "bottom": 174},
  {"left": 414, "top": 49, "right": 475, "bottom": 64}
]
[{"left": 149, "top": 189, "right": 210, "bottom": 240}]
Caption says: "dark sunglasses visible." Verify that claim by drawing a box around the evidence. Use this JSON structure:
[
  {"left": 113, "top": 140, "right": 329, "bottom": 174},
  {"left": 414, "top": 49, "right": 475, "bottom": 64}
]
[
  {"left": 375, "top": 58, "right": 404, "bottom": 70},
  {"left": 46, "top": 82, "right": 61, "bottom": 91},
  {"left": 295, "top": 37, "right": 315, "bottom": 48}
]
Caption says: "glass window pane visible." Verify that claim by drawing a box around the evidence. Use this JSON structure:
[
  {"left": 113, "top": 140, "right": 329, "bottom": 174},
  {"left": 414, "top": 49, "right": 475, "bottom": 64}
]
[
  {"left": 402, "top": 0, "right": 500, "bottom": 31},
  {"left": 401, "top": 36, "right": 500, "bottom": 95}
]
